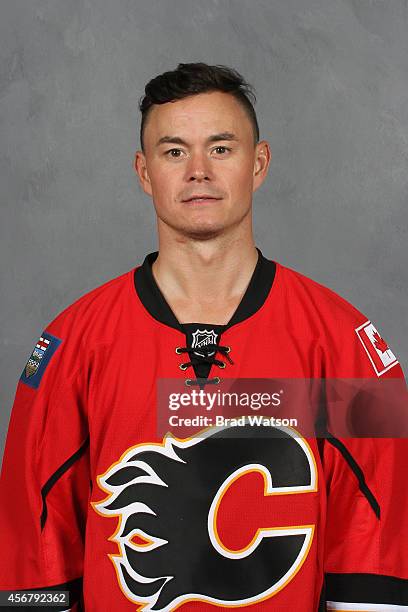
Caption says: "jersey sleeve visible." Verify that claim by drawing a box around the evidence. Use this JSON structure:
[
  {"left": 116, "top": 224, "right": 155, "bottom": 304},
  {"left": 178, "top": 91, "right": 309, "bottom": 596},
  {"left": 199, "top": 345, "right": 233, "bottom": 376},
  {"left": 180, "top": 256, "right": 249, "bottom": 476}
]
[
  {"left": 319, "top": 315, "right": 408, "bottom": 610},
  {"left": 0, "top": 314, "right": 91, "bottom": 611}
]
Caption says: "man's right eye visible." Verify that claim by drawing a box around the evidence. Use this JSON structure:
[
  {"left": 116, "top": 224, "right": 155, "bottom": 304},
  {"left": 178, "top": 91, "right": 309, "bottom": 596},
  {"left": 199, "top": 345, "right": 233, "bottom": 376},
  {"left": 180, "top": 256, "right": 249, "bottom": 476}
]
[{"left": 165, "top": 149, "right": 183, "bottom": 158}]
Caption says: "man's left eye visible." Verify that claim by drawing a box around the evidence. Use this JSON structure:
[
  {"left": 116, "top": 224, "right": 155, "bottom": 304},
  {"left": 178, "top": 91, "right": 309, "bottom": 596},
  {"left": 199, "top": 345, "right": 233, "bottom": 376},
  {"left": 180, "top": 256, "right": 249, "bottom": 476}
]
[{"left": 214, "top": 146, "right": 230, "bottom": 154}]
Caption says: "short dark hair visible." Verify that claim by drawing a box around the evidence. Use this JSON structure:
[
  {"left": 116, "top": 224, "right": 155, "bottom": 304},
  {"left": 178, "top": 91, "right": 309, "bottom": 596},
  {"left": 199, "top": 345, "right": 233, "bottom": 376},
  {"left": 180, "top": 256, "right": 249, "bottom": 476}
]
[{"left": 138, "top": 62, "right": 260, "bottom": 153}]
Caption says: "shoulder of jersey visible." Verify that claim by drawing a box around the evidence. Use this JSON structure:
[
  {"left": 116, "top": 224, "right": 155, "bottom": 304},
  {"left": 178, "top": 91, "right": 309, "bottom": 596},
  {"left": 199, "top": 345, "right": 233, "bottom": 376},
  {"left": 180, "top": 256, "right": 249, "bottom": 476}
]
[
  {"left": 20, "top": 267, "right": 138, "bottom": 388},
  {"left": 277, "top": 262, "right": 402, "bottom": 377},
  {"left": 277, "top": 262, "right": 366, "bottom": 327},
  {"left": 45, "top": 266, "right": 138, "bottom": 344}
]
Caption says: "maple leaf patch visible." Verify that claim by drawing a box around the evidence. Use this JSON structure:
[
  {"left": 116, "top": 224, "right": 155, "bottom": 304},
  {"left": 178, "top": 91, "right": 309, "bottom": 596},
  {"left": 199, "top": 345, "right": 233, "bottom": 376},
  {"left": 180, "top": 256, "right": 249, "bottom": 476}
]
[
  {"left": 355, "top": 321, "right": 398, "bottom": 376},
  {"left": 372, "top": 331, "right": 389, "bottom": 353}
]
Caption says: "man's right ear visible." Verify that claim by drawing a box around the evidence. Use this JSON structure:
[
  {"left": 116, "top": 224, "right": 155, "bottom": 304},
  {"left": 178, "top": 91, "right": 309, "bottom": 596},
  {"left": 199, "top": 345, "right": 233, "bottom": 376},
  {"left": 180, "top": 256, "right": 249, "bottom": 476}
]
[{"left": 134, "top": 151, "right": 153, "bottom": 197}]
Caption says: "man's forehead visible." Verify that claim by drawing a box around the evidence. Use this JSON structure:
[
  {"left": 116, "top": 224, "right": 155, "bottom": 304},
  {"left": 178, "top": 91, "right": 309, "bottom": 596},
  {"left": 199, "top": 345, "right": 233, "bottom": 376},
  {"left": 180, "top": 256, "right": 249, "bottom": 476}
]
[
  {"left": 150, "top": 94, "right": 245, "bottom": 128},
  {"left": 149, "top": 117, "right": 245, "bottom": 149},
  {"left": 153, "top": 108, "right": 241, "bottom": 130},
  {"left": 156, "top": 118, "right": 239, "bottom": 133},
  {"left": 155, "top": 131, "right": 240, "bottom": 148}
]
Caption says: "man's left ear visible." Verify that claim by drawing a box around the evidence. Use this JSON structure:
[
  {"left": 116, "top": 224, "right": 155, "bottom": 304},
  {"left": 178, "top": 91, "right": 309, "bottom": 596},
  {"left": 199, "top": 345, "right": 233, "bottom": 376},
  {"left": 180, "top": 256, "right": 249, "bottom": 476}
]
[{"left": 254, "top": 140, "right": 271, "bottom": 178}]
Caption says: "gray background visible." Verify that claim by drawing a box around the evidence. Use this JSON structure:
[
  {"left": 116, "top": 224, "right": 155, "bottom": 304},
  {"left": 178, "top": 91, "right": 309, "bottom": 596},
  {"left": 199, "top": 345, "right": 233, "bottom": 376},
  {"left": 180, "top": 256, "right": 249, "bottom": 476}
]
[{"left": 1, "top": 0, "right": 407, "bottom": 459}]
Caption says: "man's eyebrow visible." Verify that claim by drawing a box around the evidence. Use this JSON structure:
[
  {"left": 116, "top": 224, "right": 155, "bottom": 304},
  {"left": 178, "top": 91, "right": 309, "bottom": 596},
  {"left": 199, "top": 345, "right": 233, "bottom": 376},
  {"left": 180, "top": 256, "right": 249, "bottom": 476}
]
[{"left": 155, "top": 132, "right": 239, "bottom": 147}]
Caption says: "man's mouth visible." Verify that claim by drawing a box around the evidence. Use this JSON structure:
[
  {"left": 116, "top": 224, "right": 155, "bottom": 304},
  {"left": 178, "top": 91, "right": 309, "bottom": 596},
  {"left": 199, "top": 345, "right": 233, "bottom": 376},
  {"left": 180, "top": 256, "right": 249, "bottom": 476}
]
[{"left": 182, "top": 196, "right": 222, "bottom": 203}]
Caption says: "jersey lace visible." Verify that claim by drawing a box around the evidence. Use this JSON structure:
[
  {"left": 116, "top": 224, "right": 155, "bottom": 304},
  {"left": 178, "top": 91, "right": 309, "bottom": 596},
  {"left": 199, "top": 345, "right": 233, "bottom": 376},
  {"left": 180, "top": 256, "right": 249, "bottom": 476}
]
[{"left": 176, "top": 343, "right": 234, "bottom": 387}]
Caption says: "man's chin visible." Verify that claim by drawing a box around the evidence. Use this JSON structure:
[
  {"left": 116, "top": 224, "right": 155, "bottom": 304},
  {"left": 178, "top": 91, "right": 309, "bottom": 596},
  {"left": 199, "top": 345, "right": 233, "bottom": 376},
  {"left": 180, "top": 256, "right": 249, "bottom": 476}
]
[
  {"left": 182, "top": 225, "right": 226, "bottom": 240},
  {"left": 159, "top": 216, "right": 230, "bottom": 240},
  {"left": 157, "top": 204, "right": 251, "bottom": 240}
]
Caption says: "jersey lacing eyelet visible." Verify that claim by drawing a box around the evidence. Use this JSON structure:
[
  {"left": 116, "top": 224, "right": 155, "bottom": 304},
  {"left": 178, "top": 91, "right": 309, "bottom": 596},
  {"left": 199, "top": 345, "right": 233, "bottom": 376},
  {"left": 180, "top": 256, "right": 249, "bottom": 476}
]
[
  {"left": 177, "top": 342, "right": 232, "bottom": 387},
  {"left": 185, "top": 377, "right": 221, "bottom": 386}
]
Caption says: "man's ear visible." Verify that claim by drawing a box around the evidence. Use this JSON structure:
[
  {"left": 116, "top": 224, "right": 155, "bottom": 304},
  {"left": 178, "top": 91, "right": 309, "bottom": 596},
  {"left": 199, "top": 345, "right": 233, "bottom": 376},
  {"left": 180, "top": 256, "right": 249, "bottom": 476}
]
[
  {"left": 253, "top": 140, "right": 271, "bottom": 193},
  {"left": 134, "top": 151, "right": 153, "bottom": 197}
]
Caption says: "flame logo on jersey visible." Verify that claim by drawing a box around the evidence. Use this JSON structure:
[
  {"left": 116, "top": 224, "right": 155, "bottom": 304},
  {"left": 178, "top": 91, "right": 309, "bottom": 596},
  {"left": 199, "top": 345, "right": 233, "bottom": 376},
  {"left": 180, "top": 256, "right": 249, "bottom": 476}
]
[{"left": 93, "top": 423, "right": 318, "bottom": 611}]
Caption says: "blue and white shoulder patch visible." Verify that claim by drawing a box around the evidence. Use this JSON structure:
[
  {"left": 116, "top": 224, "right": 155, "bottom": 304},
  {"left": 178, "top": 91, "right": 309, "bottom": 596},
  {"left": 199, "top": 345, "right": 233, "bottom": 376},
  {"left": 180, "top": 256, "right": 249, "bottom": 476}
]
[{"left": 20, "top": 331, "right": 62, "bottom": 389}]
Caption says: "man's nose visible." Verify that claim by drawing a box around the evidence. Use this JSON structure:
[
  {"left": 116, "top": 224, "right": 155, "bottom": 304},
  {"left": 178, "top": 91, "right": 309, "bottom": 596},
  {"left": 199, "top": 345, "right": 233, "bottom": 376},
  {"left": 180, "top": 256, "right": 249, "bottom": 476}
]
[{"left": 185, "top": 151, "right": 213, "bottom": 180}]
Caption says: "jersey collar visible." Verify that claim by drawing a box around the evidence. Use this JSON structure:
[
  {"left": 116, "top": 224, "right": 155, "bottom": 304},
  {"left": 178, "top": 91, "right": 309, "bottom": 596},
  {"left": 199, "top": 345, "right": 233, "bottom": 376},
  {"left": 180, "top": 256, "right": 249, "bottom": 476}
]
[{"left": 134, "top": 247, "right": 276, "bottom": 331}]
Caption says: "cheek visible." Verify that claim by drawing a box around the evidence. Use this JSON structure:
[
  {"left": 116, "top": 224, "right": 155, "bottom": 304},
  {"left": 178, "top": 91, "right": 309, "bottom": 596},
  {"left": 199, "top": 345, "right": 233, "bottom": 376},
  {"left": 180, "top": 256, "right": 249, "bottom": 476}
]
[
  {"left": 228, "top": 163, "right": 254, "bottom": 193},
  {"left": 150, "top": 167, "right": 179, "bottom": 197}
]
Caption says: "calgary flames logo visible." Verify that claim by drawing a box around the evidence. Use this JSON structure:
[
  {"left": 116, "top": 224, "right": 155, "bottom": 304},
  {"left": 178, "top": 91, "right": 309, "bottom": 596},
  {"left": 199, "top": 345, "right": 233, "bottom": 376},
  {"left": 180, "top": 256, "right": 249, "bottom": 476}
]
[{"left": 93, "top": 423, "right": 318, "bottom": 610}]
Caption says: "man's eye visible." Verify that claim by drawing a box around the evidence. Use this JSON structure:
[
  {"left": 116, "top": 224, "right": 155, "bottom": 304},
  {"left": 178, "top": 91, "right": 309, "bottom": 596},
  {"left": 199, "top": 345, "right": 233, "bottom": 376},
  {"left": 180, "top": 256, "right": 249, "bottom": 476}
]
[
  {"left": 165, "top": 149, "right": 183, "bottom": 158},
  {"left": 214, "top": 146, "right": 230, "bottom": 154},
  {"left": 164, "top": 146, "right": 231, "bottom": 158}
]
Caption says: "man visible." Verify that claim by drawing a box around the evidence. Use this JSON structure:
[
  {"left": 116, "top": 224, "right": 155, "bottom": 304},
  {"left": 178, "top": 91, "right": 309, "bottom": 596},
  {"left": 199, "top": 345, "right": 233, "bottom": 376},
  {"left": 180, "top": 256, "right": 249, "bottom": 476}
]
[{"left": 1, "top": 62, "right": 407, "bottom": 611}]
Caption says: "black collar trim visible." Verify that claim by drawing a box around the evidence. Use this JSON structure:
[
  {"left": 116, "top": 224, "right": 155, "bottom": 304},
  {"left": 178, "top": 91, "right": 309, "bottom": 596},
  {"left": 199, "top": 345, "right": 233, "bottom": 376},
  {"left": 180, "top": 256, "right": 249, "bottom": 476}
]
[{"left": 134, "top": 247, "right": 276, "bottom": 331}]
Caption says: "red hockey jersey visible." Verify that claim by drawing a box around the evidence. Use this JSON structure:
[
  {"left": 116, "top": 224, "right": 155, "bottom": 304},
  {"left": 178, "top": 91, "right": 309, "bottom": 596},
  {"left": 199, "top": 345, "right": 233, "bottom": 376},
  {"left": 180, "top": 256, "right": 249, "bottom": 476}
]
[{"left": 1, "top": 248, "right": 407, "bottom": 611}]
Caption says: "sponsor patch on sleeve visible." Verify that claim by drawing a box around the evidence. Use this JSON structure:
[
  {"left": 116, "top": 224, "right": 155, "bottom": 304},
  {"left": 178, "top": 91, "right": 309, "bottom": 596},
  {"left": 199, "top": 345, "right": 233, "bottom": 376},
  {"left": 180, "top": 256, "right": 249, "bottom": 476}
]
[
  {"left": 20, "top": 331, "right": 62, "bottom": 389},
  {"left": 355, "top": 320, "right": 399, "bottom": 376}
]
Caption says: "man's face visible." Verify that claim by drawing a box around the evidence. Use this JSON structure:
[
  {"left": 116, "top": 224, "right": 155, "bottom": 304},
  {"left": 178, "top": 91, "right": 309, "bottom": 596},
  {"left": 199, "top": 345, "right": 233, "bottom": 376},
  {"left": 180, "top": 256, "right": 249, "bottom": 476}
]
[{"left": 134, "top": 91, "right": 270, "bottom": 239}]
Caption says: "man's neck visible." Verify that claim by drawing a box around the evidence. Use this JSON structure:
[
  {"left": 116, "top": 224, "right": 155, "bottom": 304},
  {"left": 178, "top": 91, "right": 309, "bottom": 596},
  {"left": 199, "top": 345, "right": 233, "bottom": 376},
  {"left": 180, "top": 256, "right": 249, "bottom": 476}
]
[{"left": 151, "top": 240, "right": 259, "bottom": 325}]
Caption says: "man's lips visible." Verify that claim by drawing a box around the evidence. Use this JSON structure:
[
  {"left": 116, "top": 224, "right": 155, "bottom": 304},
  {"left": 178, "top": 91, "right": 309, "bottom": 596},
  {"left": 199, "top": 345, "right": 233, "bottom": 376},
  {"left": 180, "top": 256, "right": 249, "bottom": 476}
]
[{"left": 182, "top": 196, "right": 222, "bottom": 203}]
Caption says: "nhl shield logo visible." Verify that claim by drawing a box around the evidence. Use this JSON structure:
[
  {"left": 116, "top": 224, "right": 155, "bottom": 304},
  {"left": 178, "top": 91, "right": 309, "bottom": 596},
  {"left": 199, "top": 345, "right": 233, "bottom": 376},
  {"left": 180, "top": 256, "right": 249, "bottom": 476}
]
[{"left": 191, "top": 329, "right": 218, "bottom": 357}]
